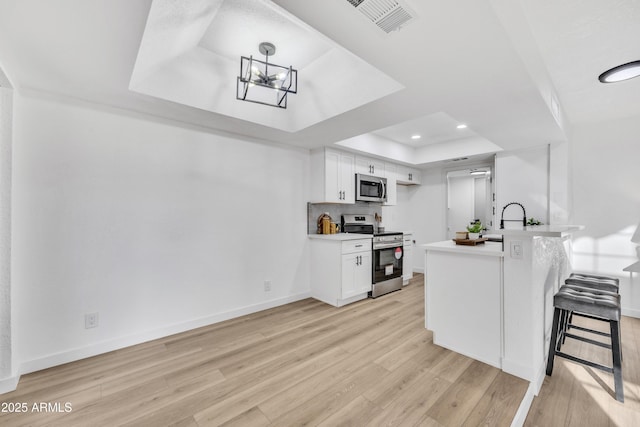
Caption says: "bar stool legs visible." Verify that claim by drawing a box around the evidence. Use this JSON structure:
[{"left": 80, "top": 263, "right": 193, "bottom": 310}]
[
  {"left": 610, "top": 320, "right": 624, "bottom": 402},
  {"left": 546, "top": 307, "right": 562, "bottom": 376},
  {"left": 546, "top": 286, "right": 624, "bottom": 403}
]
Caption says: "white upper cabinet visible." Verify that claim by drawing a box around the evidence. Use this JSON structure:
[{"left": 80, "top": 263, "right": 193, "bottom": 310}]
[
  {"left": 397, "top": 165, "right": 422, "bottom": 185},
  {"left": 383, "top": 163, "right": 397, "bottom": 206},
  {"left": 311, "top": 148, "right": 355, "bottom": 204},
  {"left": 355, "top": 156, "right": 385, "bottom": 177},
  {"left": 311, "top": 148, "right": 420, "bottom": 204}
]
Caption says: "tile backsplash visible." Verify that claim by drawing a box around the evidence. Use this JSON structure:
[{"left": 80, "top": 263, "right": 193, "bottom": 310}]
[{"left": 307, "top": 202, "right": 381, "bottom": 234}]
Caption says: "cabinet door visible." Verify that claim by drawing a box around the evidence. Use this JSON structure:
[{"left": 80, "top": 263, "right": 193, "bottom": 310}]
[
  {"left": 324, "top": 149, "right": 342, "bottom": 203},
  {"left": 403, "top": 245, "right": 413, "bottom": 281},
  {"left": 383, "top": 163, "right": 397, "bottom": 206},
  {"left": 356, "top": 252, "right": 373, "bottom": 294},
  {"left": 355, "top": 157, "right": 372, "bottom": 176},
  {"left": 341, "top": 252, "right": 372, "bottom": 298},
  {"left": 324, "top": 150, "right": 354, "bottom": 203},
  {"left": 356, "top": 156, "right": 385, "bottom": 177},
  {"left": 397, "top": 166, "right": 421, "bottom": 185},
  {"left": 407, "top": 168, "right": 421, "bottom": 184},
  {"left": 339, "top": 152, "right": 355, "bottom": 204}
]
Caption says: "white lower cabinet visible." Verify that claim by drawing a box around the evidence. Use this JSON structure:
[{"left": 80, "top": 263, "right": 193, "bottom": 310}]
[
  {"left": 403, "top": 233, "right": 414, "bottom": 284},
  {"left": 310, "top": 238, "right": 372, "bottom": 307},
  {"left": 341, "top": 251, "right": 373, "bottom": 299}
]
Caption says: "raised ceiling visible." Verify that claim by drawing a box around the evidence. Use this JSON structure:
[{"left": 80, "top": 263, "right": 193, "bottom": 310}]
[
  {"left": 129, "top": 0, "right": 403, "bottom": 132},
  {"left": 0, "top": 0, "right": 638, "bottom": 166}
]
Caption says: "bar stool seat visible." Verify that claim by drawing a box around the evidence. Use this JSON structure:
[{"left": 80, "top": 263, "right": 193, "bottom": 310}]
[
  {"left": 557, "top": 284, "right": 620, "bottom": 320},
  {"left": 566, "top": 272, "right": 619, "bottom": 293},
  {"left": 547, "top": 284, "right": 624, "bottom": 402}
]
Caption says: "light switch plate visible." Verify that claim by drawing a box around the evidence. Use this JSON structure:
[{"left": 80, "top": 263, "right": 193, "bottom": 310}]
[{"left": 510, "top": 241, "right": 523, "bottom": 259}]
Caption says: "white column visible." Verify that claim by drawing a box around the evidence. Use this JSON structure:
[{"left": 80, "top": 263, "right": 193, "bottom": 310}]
[{"left": 502, "top": 234, "right": 570, "bottom": 393}]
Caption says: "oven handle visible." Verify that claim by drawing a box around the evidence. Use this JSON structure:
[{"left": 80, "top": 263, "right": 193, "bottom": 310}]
[{"left": 373, "top": 242, "right": 403, "bottom": 250}]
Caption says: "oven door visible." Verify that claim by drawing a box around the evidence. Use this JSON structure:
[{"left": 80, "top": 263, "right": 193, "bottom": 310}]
[{"left": 373, "top": 245, "right": 403, "bottom": 284}]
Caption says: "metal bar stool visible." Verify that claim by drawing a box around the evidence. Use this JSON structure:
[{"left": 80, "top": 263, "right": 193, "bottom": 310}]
[
  {"left": 562, "top": 273, "right": 621, "bottom": 349},
  {"left": 546, "top": 284, "right": 624, "bottom": 402}
]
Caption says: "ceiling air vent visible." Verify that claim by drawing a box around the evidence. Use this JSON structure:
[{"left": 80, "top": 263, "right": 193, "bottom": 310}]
[{"left": 346, "top": 0, "right": 415, "bottom": 34}]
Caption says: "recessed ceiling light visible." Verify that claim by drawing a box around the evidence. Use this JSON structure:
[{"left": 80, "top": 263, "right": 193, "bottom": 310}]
[
  {"left": 456, "top": 124, "right": 467, "bottom": 129},
  {"left": 411, "top": 134, "right": 421, "bottom": 140},
  {"left": 598, "top": 60, "right": 640, "bottom": 83}
]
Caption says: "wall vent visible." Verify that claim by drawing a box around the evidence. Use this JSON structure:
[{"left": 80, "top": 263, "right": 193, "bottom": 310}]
[{"left": 345, "top": 0, "right": 415, "bottom": 34}]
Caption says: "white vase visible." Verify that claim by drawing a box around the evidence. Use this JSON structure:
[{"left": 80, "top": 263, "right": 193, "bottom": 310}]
[{"left": 468, "top": 232, "right": 480, "bottom": 240}]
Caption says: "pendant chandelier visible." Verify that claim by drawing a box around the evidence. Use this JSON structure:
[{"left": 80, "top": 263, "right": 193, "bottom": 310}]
[{"left": 236, "top": 42, "right": 298, "bottom": 108}]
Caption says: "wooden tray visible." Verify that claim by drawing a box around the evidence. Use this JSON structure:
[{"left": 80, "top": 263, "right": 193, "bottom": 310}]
[{"left": 453, "top": 237, "right": 488, "bottom": 246}]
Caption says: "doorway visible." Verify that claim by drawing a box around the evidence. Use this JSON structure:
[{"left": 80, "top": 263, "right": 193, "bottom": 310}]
[{"left": 446, "top": 167, "right": 493, "bottom": 239}]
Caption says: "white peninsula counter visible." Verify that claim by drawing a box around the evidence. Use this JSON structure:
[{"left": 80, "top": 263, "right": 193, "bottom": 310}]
[
  {"left": 423, "top": 241, "right": 504, "bottom": 368},
  {"left": 423, "top": 225, "right": 583, "bottom": 418}
]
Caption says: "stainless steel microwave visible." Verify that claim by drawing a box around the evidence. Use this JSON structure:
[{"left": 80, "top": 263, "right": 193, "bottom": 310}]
[{"left": 355, "top": 173, "right": 387, "bottom": 203}]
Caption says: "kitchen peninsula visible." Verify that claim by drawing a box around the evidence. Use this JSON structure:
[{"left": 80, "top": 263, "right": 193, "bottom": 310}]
[{"left": 422, "top": 225, "right": 583, "bottom": 402}]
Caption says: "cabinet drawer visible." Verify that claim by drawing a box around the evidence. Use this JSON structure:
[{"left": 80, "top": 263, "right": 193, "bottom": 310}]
[{"left": 342, "top": 239, "right": 371, "bottom": 254}]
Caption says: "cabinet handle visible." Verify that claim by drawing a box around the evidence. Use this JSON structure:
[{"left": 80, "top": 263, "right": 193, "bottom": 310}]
[
  {"left": 355, "top": 244, "right": 363, "bottom": 248},
  {"left": 372, "top": 165, "right": 375, "bottom": 174},
  {"left": 409, "top": 173, "right": 412, "bottom": 181}
]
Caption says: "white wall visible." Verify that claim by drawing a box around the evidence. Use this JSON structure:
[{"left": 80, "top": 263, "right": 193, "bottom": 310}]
[
  {"left": 0, "top": 86, "right": 13, "bottom": 387},
  {"left": 383, "top": 169, "right": 448, "bottom": 274},
  {"left": 496, "top": 145, "right": 549, "bottom": 228},
  {"left": 11, "top": 93, "right": 311, "bottom": 373},
  {"left": 570, "top": 115, "right": 640, "bottom": 316}
]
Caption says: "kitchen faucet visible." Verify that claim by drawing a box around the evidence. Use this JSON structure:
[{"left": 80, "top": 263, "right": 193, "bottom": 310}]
[{"left": 500, "top": 202, "right": 526, "bottom": 229}]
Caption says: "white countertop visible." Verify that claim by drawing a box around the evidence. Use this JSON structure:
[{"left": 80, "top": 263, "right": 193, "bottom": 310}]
[
  {"left": 495, "top": 225, "right": 584, "bottom": 237},
  {"left": 308, "top": 233, "right": 372, "bottom": 241},
  {"left": 421, "top": 240, "right": 504, "bottom": 257}
]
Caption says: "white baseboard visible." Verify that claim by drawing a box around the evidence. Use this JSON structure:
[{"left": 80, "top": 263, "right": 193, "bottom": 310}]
[
  {"left": 501, "top": 358, "right": 535, "bottom": 383},
  {"left": 509, "top": 362, "right": 545, "bottom": 427},
  {"left": 19, "top": 292, "right": 311, "bottom": 376},
  {"left": 510, "top": 382, "right": 536, "bottom": 427},
  {"left": 622, "top": 307, "right": 640, "bottom": 318},
  {"left": 0, "top": 375, "right": 19, "bottom": 395}
]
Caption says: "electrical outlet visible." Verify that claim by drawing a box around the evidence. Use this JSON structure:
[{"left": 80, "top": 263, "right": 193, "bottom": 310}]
[
  {"left": 510, "top": 241, "right": 523, "bottom": 259},
  {"left": 85, "top": 312, "right": 99, "bottom": 329},
  {"left": 264, "top": 280, "right": 272, "bottom": 292}
]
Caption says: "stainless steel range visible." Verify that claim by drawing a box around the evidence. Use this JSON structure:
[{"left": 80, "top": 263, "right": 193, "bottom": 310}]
[{"left": 341, "top": 214, "right": 404, "bottom": 298}]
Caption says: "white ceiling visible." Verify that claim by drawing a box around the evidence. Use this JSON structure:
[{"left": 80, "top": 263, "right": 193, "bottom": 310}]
[
  {"left": 0, "top": 0, "right": 638, "bottom": 167},
  {"left": 130, "top": 0, "right": 404, "bottom": 133}
]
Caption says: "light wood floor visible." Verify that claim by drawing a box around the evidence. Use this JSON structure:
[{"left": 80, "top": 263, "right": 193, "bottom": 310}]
[
  {"left": 1, "top": 274, "right": 528, "bottom": 426},
  {"left": 526, "top": 312, "right": 640, "bottom": 426},
  {"left": 4, "top": 275, "right": 640, "bottom": 426}
]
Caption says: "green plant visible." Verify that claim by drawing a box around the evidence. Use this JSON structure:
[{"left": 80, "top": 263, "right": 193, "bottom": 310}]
[
  {"left": 526, "top": 217, "right": 542, "bottom": 226},
  {"left": 467, "top": 221, "right": 482, "bottom": 233}
]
